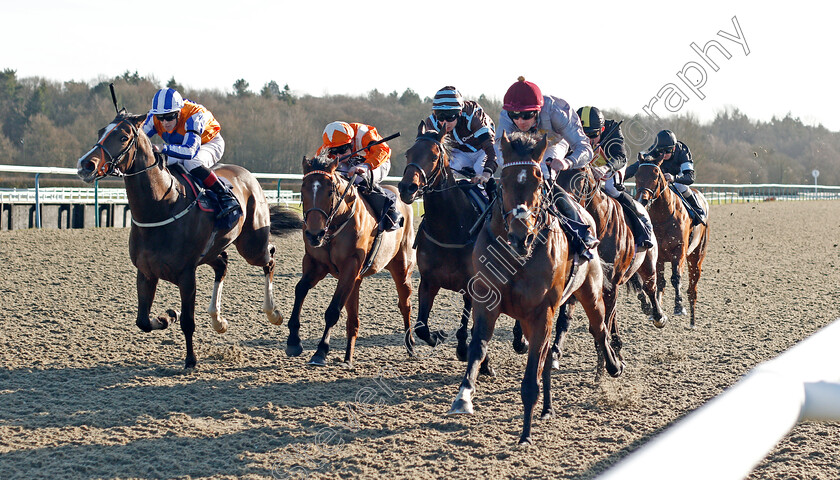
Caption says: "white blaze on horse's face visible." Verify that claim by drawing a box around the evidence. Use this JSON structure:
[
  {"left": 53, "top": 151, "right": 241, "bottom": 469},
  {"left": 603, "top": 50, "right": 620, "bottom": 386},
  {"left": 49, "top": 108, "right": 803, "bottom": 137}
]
[
  {"left": 77, "top": 122, "right": 118, "bottom": 169},
  {"left": 517, "top": 169, "right": 527, "bottom": 184},
  {"left": 513, "top": 205, "right": 530, "bottom": 220},
  {"left": 311, "top": 180, "right": 321, "bottom": 199}
]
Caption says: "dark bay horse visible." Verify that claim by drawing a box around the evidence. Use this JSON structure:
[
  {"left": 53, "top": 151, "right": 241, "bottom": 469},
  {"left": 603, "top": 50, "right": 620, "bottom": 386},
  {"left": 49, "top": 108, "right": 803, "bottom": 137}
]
[
  {"left": 397, "top": 124, "right": 493, "bottom": 375},
  {"left": 550, "top": 166, "right": 666, "bottom": 368},
  {"left": 634, "top": 162, "right": 709, "bottom": 328},
  {"left": 448, "top": 132, "right": 623, "bottom": 445},
  {"left": 282, "top": 154, "right": 415, "bottom": 367},
  {"left": 76, "top": 111, "right": 282, "bottom": 369}
]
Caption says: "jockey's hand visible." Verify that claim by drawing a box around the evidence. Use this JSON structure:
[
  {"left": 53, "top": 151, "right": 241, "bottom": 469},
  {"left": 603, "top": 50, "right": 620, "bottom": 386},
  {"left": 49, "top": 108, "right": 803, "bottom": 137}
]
[
  {"left": 663, "top": 173, "right": 675, "bottom": 183},
  {"left": 152, "top": 144, "right": 163, "bottom": 153},
  {"left": 471, "top": 171, "right": 492, "bottom": 184},
  {"left": 352, "top": 163, "right": 370, "bottom": 176}
]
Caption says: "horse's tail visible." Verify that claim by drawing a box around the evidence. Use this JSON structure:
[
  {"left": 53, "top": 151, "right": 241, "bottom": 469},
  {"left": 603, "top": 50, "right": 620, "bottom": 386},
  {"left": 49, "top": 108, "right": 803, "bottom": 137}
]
[
  {"left": 626, "top": 272, "right": 643, "bottom": 294},
  {"left": 269, "top": 204, "right": 303, "bottom": 235}
]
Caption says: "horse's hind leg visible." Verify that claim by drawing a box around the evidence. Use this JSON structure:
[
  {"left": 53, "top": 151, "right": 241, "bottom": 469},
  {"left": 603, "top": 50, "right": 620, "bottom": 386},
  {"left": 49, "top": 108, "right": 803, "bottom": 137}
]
[
  {"left": 387, "top": 262, "right": 414, "bottom": 357},
  {"left": 671, "top": 260, "right": 687, "bottom": 316},
  {"left": 687, "top": 235, "right": 708, "bottom": 329},
  {"left": 135, "top": 271, "right": 170, "bottom": 331},
  {"left": 176, "top": 270, "right": 199, "bottom": 369},
  {"left": 551, "top": 299, "right": 575, "bottom": 370},
  {"left": 341, "top": 279, "right": 363, "bottom": 368},
  {"left": 577, "top": 272, "right": 623, "bottom": 379},
  {"left": 512, "top": 320, "right": 529, "bottom": 354},
  {"left": 456, "top": 293, "right": 472, "bottom": 362},
  {"left": 263, "top": 244, "right": 282, "bottom": 325},
  {"left": 206, "top": 251, "right": 229, "bottom": 334}
]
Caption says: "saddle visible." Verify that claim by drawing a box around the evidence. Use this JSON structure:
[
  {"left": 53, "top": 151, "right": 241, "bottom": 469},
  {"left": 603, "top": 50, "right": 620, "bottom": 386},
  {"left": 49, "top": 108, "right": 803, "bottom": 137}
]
[
  {"left": 167, "top": 162, "right": 241, "bottom": 229},
  {"left": 669, "top": 185, "right": 703, "bottom": 225}
]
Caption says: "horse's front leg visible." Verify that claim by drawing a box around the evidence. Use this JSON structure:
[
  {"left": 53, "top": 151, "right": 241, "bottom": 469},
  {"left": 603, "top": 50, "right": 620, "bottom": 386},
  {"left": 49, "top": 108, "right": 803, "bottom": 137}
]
[
  {"left": 263, "top": 244, "right": 283, "bottom": 326},
  {"left": 287, "top": 255, "right": 328, "bottom": 357},
  {"left": 413, "top": 279, "right": 443, "bottom": 348},
  {"left": 551, "top": 299, "right": 575, "bottom": 370},
  {"left": 309, "top": 264, "right": 360, "bottom": 367},
  {"left": 455, "top": 292, "right": 472, "bottom": 362},
  {"left": 639, "top": 249, "right": 667, "bottom": 328},
  {"left": 448, "top": 302, "right": 500, "bottom": 415},
  {"left": 207, "top": 251, "right": 229, "bottom": 334},
  {"left": 177, "top": 269, "right": 199, "bottom": 369},
  {"left": 520, "top": 313, "right": 552, "bottom": 445},
  {"left": 135, "top": 271, "right": 170, "bottom": 331},
  {"left": 577, "top": 271, "right": 623, "bottom": 380}
]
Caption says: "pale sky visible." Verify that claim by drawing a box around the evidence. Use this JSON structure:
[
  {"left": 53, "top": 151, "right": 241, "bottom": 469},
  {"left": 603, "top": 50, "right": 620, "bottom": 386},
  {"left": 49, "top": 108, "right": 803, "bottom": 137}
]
[{"left": 4, "top": 0, "right": 839, "bottom": 131}]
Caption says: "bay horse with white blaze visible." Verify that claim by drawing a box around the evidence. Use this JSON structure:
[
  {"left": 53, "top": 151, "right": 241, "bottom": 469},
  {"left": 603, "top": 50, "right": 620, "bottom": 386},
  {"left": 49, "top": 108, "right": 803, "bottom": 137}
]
[
  {"left": 283, "top": 154, "right": 415, "bottom": 368},
  {"left": 397, "top": 124, "right": 493, "bottom": 375},
  {"left": 634, "top": 161, "right": 709, "bottom": 328},
  {"left": 76, "top": 111, "right": 282, "bottom": 369},
  {"left": 550, "top": 165, "right": 666, "bottom": 370},
  {"left": 448, "top": 132, "right": 623, "bottom": 445}
]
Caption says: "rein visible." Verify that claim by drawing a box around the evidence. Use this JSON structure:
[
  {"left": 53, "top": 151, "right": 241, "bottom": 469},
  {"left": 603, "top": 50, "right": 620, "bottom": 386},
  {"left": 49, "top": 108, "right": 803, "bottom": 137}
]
[
  {"left": 402, "top": 136, "right": 451, "bottom": 196},
  {"left": 499, "top": 160, "right": 553, "bottom": 245},
  {"left": 302, "top": 169, "right": 359, "bottom": 245}
]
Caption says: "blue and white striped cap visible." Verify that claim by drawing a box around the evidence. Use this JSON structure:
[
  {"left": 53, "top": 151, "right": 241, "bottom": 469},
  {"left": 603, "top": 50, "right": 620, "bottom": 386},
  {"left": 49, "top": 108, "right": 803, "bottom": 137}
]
[
  {"left": 432, "top": 86, "right": 464, "bottom": 111},
  {"left": 149, "top": 88, "right": 185, "bottom": 115}
]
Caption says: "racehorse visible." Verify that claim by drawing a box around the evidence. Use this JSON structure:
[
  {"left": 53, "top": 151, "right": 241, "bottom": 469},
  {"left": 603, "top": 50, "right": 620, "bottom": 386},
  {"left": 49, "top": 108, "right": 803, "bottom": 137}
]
[
  {"left": 282, "top": 154, "right": 415, "bottom": 367},
  {"left": 397, "top": 123, "right": 493, "bottom": 375},
  {"left": 634, "top": 161, "right": 710, "bottom": 328},
  {"left": 549, "top": 165, "right": 666, "bottom": 368},
  {"left": 448, "top": 132, "right": 623, "bottom": 445},
  {"left": 76, "top": 111, "right": 282, "bottom": 369}
]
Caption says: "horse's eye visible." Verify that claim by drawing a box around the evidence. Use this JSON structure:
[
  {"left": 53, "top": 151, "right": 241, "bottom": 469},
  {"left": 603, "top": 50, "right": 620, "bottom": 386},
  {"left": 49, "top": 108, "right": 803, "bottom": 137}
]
[{"left": 120, "top": 135, "right": 128, "bottom": 142}]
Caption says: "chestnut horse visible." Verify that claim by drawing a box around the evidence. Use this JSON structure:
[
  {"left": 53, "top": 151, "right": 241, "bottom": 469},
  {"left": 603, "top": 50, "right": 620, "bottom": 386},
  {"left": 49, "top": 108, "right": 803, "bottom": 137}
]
[
  {"left": 549, "top": 166, "right": 666, "bottom": 368},
  {"left": 284, "top": 154, "right": 415, "bottom": 367},
  {"left": 634, "top": 162, "right": 709, "bottom": 328},
  {"left": 397, "top": 124, "right": 493, "bottom": 375},
  {"left": 448, "top": 132, "right": 623, "bottom": 445},
  {"left": 76, "top": 111, "right": 282, "bottom": 369}
]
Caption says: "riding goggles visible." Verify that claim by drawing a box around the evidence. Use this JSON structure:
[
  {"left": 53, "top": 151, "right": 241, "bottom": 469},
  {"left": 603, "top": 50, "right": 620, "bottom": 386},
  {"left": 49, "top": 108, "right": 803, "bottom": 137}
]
[
  {"left": 435, "top": 112, "right": 460, "bottom": 122},
  {"left": 155, "top": 112, "right": 179, "bottom": 122},
  {"left": 508, "top": 111, "right": 538, "bottom": 120},
  {"left": 328, "top": 144, "right": 353, "bottom": 156}
]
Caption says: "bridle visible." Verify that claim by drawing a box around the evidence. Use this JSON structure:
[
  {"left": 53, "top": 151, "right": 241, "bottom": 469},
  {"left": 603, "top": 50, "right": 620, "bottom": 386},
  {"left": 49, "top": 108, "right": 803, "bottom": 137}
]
[
  {"left": 301, "top": 169, "right": 358, "bottom": 243},
  {"left": 499, "top": 160, "right": 551, "bottom": 248},
  {"left": 88, "top": 116, "right": 160, "bottom": 179},
  {"left": 634, "top": 163, "right": 665, "bottom": 205},
  {"left": 402, "top": 136, "right": 451, "bottom": 196}
]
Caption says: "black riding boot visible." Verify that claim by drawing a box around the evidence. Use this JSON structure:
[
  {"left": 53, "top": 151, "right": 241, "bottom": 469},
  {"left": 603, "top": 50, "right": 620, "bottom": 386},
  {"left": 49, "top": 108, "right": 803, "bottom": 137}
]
[
  {"left": 552, "top": 187, "right": 599, "bottom": 254},
  {"left": 616, "top": 191, "right": 654, "bottom": 249},
  {"left": 190, "top": 166, "right": 242, "bottom": 219},
  {"left": 362, "top": 183, "right": 404, "bottom": 232},
  {"left": 684, "top": 192, "right": 707, "bottom": 226}
]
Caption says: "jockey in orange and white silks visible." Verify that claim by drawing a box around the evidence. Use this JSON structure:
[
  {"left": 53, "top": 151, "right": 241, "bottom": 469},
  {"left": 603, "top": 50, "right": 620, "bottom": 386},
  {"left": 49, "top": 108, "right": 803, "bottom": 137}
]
[
  {"left": 316, "top": 121, "right": 403, "bottom": 231},
  {"left": 141, "top": 88, "right": 240, "bottom": 220}
]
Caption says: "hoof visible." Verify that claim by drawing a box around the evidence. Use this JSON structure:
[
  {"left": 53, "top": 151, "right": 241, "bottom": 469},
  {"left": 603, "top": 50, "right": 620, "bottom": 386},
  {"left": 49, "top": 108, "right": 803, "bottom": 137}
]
[
  {"left": 518, "top": 436, "right": 533, "bottom": 446},
  {"left": 150, "top": 316, "right": 169, "bottom": 330},
  {"left": 337, "top": 361, "right": 354, "bottom": 370},
  {"left": 513, "top": 338, "right": 529, "bottom": 355},
  {"left": 456, "top": 343, "right": 468, "bottom": 362},
  {"left": 479, "top": 362, "right": 496, "bottom": 378},
  {"left": 404, "top": 330, "right": 416, "bottom": 357},
  {"left": 674, "top": 305, "right": 687, "bottom": 316},
  {"left": 429, "top": 329, "right": 448, "bottom": 346},
  {"left": 308, "top": 354, "right": 328, "bottom": 367},
  {"left": 652, "top": 314, "right": 668, "bottom": 328},
  {"left": 267, "top": 309, "right": 283, "bottom": 326},
  {"left": 285, "top": 344, "right": 303, "bottom": 357},
  {"left": 608, "top": 360, "right": 626, "bottom": 378},
  {"left": 540, "top": 409, "right": 554, "bottom": 421},
  {"left": 551, "top": 357, "right": 561, "bottom": 371},
  {"left": 184, "top": 357, "right": 197, "bottom": 370},
  {"left": 166, "top": 309, "right": 180, "bottom": 322},
  {"left": 448, "top": 399, "right": 474, "bottom": 415},
  {"left": 211, "top": 318, "right": 228, "bottom": 334}
]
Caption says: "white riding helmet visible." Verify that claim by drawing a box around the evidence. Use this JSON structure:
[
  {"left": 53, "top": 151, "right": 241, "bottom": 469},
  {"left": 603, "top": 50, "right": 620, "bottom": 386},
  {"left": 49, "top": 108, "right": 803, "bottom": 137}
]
[{"left": 149, "top": 88, "right": 185, "bottom": 115}]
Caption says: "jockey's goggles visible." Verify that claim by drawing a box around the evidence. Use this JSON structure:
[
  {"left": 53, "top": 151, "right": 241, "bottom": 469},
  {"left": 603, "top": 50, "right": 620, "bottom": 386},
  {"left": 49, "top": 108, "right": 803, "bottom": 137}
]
[
  {"left": 508, "top": 111, "right": 538, "bottom": 120},
  {"left": 654, "top": 146, "right": 676, "bottom": 156},
  {"left": 434, "top": 111, "right": 460, "bottom": 122},
  {"left": 585, "top": 130, "right": 601, "bottom": 139},
  {"left": 155, "top": 112, "right": 179, "bottom": 122},
  {"left": 328, "top": 144, "right": 352, "bottom": 156}
]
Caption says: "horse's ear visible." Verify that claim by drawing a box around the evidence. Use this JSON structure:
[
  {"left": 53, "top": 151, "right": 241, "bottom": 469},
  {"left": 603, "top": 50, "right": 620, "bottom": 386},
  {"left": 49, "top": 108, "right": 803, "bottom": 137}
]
[
  {"left": 416, "top": 121, "right": 426, "bottom": 137},
  {"left": 127, "top": 113, "right": 147, "bottom": 129},
  {"left": 532, "top": 134, "right": 548, "bottom": 162},
  {"left": 435, "top": 127, "right": 446, "bottom": 143},
  {"left": 500, "top": 131, "right": 511, "bottom": 163},
  {"left": 302, "top": 155, "right": 310, "bottom": 173}
]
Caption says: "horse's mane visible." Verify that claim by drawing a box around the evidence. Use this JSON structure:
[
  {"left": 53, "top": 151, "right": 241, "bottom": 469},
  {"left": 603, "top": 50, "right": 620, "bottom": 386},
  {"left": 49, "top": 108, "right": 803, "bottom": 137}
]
[
  {"left": 416, "top": 129, "right": 453, "bottom": 159},
  {"left": 506, "top": 131, "right": 542, "bottom": 158},
  {"left": 309, "top": 152, "right": 336, "bottom": 172}
]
